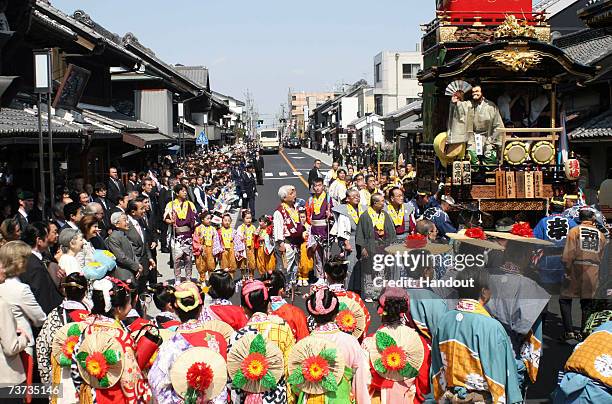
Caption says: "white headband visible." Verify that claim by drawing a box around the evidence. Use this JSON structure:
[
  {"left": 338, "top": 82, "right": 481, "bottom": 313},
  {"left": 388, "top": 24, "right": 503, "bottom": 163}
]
[{"left": 92, "top": 279, "right": 113, "bottom": 313}]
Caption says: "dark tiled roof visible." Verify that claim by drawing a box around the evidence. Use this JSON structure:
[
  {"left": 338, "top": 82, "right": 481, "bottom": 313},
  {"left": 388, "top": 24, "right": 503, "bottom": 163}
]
[
  {"left": 554, "top": 27, "right": 612, "bottom": 65},
  {"left": 0, "top": 108, "right": 82, "bottom": 135},
  {"left": 82, "top": 109, "right": 157, "bottom": 131},
  {"left": 567, "top": 109, "right": 612, "bottom": 139}
]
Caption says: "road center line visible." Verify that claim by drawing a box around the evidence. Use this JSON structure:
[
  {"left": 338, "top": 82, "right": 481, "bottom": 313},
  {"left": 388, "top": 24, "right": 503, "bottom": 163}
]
[{"left": 280, "top": 149, "right": 309, "bottom": 188}]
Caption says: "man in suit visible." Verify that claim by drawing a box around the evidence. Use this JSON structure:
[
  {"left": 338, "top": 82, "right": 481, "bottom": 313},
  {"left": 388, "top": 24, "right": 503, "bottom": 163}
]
[
  {"left": 126, "top": 171, "right": 138, "bottom": 193},
  {"left": 15, "top": 190, "right": 34, "bottom": 232},
  {"left": 308, "top": 159, "right": 324, "bottom": 190},
  {"left": 93, "top": 183, "right": 111, "bottom": 237},
  {"left": 107, "top": 166, "right": 125, "bottom": 205},
  {"left": 105, "top": 212, "right": 141, "bottom": 282},
  {"left": 138, "top": 194, "right": 160, "bottom": 283},
  {"left": 109, "top": 193, "right": 129, "bottom": 217},
  {"left": 61, "top": 202, "right": 82, "bottom": 232},
  {"left": 254, "top": 151, "right": 264, "bottom": 185},
  {"left": 240, "top": 164, "right": 258, "bottom": 216},
  {"left": 193, "top": 176, "right": 206, "bottom": 212},
  {"left": 203, "top": 186, "right": 217, "bottom": 212},
  {"left": 125, "top": 199, "right": 155, "bottom": 293},
  {"left": 20, "top": 222, "right": 63, "bottom": 314}
]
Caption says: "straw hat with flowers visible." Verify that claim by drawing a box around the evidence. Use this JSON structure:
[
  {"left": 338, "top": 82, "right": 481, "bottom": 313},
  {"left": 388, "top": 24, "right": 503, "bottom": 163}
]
[
  {"left": 170, "top": 347, "right": 228, "bottom": 403},
  {"left": 287, "top": 336, "right": 346, "bottom": 395},
  {"left": 385, "top": 233, "right": 452, "bottom": 255},
  {"left": 486, "top": 223, "right": 554, "bottom": 246},
  {"left": 364, "top": 325, "right": 425, "bottom": 382},
  {"left": 75, "top": 330, "right": 124, "bottom": 389},
  {"left": 335, "top": 296, "right": 368, "bottom": 339},
  {"left": 446, "top": 227, "right": 506, "bottom": 251},
  {"left": 227, "top": 334, "right": 284, "bottom": 394},
  {"left": 52, "top": 322, "right": 86, "bottom": 368}
]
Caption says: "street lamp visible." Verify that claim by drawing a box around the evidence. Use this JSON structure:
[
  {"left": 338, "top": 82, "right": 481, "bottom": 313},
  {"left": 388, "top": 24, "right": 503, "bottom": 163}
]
[{"left": 33, "top": 49, "right": 53, "bottom": 219}]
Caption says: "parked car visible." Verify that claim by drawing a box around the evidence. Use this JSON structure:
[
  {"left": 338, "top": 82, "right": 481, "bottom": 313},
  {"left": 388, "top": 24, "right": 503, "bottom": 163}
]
[{"left": 287, "top": 137, "right": 301, "bottom": 148}]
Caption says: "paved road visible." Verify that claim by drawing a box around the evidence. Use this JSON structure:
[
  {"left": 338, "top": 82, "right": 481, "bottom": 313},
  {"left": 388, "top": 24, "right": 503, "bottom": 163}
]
[{"left": 151, "top": 147, "right": 579, "bottom": 402}]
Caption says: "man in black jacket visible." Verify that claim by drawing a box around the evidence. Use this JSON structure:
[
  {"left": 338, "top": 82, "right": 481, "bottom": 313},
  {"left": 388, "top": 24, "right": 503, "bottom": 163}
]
[
  {"left": 254, "top": 151, "right": 265, "bottom": 185},
  {"left": 107, "top": 166, "right": 125, "bottom": 206},
  {"left": 241, "top": 164, "right": 258, "bottom": 216},
  {"left": 20, "top": 222, "right": 63, "bottom": 314},
  {"left": 308, "top": 159, "right": 323, "bottom": 190}
]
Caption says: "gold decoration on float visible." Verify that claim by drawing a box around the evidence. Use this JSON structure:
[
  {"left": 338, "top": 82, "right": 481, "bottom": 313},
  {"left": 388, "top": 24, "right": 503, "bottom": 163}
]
[
  {"left": 494, "top": 15, "right": 537, "bottom": 39},
  {"left": 491, "top": 47, "right": 543, "bottom": 72}
]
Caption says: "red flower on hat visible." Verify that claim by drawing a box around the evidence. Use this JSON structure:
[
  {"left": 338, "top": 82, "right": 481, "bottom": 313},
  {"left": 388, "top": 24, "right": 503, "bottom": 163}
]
[
  {"left": 62, "top": 335, "right": 79, "bottom": 359},
  {"left": 336, "top": 309, "right": 357, "bottom": 333},
  {"left": 186, "top": 361, "right": 214, "bottom": 392},
  {"left": 241, "top": 352, "right": 269, "bottom": 381},
  {"left": 464, "top": 227, "right": 486, "bottom": 240},
  {"left": 302, "top": 355, "right": 330, "bottom": 383},
  {"left": 381, "top": 345, "right": 407, "bottom": 371},
  {"left": 405, "top": 233, "right": 427, "bottom": 248},
  {"left": 511, "top": 222, "right": 533, "bottom": 238}
]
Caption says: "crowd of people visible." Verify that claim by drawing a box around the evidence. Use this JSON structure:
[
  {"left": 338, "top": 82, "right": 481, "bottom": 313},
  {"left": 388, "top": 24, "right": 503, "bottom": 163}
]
[{"left": 0, "top": 142, "right": 610, "bottom": 403}]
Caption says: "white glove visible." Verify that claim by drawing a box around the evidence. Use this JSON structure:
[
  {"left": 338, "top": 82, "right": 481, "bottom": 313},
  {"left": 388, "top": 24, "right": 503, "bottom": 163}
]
[
  {"left": 243, "top": 193, "right": 247, "bottom": 198},
  {"left": 255, "top": 192, "right": 258, "bottom": 197}
]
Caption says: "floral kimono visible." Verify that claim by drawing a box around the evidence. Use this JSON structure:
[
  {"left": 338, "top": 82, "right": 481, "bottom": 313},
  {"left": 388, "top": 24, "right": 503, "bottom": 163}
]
[
  {"left": 255, "top": 226, "right": 276, "bottom": 275},
  {"left": 148, "top": 319, "right": 229, "bottom": 403},
  {"left": 236, "top": 223, "right": 258, "bottom": 278},
  {"left": 193, "top": 224, "right": 223, "bottom": 281},
  {"left": 229, "top": 313, "right": 296, "bottom": 403},
  {"left": 304, "top": 322, "right": 371, "bottom": 404},
  {"left": 71, "top": 315, "right": 151, "bottom": 404},
  {"left": 431, "top": 299, "right": 522, "bottom": 404},
  {"left": 199, "top": 298, "right": 248, "bottom": 331}
]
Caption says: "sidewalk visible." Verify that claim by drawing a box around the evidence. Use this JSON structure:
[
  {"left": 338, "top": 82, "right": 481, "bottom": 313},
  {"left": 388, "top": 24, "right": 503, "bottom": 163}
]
[{"left": 300, "top": 147, "right": 333, "bottom": 166}]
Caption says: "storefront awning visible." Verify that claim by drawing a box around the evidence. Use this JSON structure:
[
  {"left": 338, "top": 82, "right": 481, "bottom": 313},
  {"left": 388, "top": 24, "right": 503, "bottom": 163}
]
[{"left": 122, "top": 132, "right": 174, "bottom": 148}]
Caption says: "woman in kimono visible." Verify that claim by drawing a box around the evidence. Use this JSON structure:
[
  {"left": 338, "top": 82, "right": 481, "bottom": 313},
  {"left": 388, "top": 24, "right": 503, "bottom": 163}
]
[
  {"left": 237, "top": 210, "right": 258, "bottom": 280},
  {"left": 297, "top": 209, "right": 315, "bottom": 287},
  {"left": 219, "top": 213, "right": 242, "bottom": 273},
  {"left": 193, "top": 211, "right": 223, "bottom": 281},
  {"left": 363, "top": 287, "right": 430, "bottom": 403},
  {"left": 430, "top": 268, "right": 522, "bottom": 404},
  {"left": 262, "top": 270, "right": 310, "bottom": 341},
  {"left": 149, "top": 281, "right": 229, "bottom": 404},
  {"left": 256, "top": 215, "right": 276, "bottom": 275},
  {"left": 37, "top": 272, "right": 89, "bottom": 386},
  {"left": 70, "top": 277, "right": 151, "bottom": 404},
  {"left": 301, "top": 287, "right": 371, "bottom": 403},
  {"left": 229, "top": 280, "right": 296, "bottom": 403},
  {"left": 150, "top": 282, "right": 180, "bottom": 329},
  {"left": 199, "top": 270, "right": 248, "bottom": 330}
]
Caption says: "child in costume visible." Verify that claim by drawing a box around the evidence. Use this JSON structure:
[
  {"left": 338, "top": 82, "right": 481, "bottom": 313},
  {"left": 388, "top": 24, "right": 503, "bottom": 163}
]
[
  {"left": 218, "top": 213, "right": 242, "bottom": 274},
  {"left": 200, "top": 270, "right": 248, "bottom": 331},
  {"left": 262, "top": 270, "right": 310, "bottom": 341},
  {"left": 236, "top": 210, "right": 257, "bottom": 280},
  {"left": 255, "top": 215, "right": 276, "bottom": 275},
  {"left": 193, "top": 211, "right": 223, "bottom": 281},
  {"left": 297, "top": 209, "right": 315, "bottom": 287}
]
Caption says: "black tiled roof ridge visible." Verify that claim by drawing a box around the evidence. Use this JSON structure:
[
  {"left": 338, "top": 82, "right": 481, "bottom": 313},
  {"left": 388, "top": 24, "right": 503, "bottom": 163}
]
[{"left": 554, "top": 26, "right": 612, "bottom": 48}]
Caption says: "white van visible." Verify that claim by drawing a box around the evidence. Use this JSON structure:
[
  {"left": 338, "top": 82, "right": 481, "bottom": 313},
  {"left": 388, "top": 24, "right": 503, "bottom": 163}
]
[{"left": 258, "top": 129, "right": 280, "bottom": 154}]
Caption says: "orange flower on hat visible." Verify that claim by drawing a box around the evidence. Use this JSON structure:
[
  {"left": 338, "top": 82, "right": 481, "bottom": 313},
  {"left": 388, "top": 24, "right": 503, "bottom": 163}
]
[
  {"left": 336, "top": 309, "right": 357, "bottom": 333},
  {"left": 302, "top": 355, "right": 329, "bottom": 383},
  {"left": 241, "top": 352, "right": 269, "bottom": 381},
  {"left": 85, "top": 352, "right": 109, "bottom": 379},
  {"left": 186, "top": 361, "right": 214, "bottom": 392},
  {"left": 381, "top": 345, "right": 407, "bottom": 371},
  {"left": 62, "top": 335, "right": 79, "bottom": 359}
]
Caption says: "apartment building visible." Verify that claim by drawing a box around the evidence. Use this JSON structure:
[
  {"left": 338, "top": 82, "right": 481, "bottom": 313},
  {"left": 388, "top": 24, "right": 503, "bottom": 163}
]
[
  {"left": 373, "top": 51, "right": 423, "bottom": 116},
  {"left": 288, "top": 91, "right": 336, "bottom": 138}
]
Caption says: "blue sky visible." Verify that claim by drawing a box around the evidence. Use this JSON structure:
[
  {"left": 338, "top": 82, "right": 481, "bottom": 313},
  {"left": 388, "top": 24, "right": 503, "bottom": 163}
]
[{"left": 52, "top": 0, "right": 433, "bottom": 117}]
